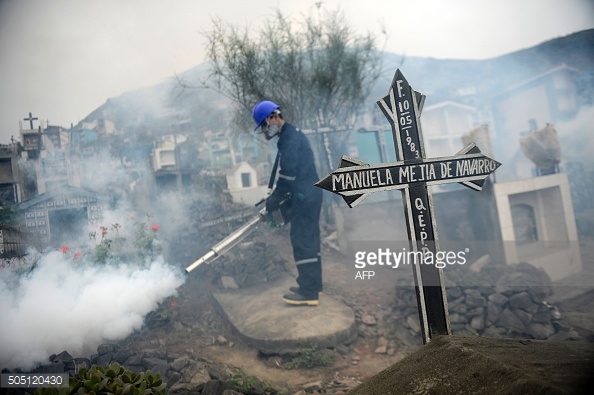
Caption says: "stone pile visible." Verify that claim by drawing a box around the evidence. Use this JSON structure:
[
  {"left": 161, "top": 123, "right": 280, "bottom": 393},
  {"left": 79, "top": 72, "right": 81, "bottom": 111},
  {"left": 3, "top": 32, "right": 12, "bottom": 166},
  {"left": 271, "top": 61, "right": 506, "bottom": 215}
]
[{"left": 389, "top": 262, "right": 580, "bottom": 341}]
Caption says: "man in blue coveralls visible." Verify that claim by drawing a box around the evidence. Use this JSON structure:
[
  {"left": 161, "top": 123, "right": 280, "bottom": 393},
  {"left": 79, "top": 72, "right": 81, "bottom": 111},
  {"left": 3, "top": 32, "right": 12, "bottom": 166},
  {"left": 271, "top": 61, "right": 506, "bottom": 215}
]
[{"left": 252, "top": 100, "right": 323, "bottom": 306}]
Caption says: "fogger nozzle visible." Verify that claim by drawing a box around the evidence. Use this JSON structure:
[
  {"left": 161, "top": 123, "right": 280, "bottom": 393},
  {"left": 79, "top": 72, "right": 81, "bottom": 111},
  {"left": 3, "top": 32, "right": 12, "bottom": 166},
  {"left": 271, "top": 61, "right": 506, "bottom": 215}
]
[{"left": 185, "top": 250, "right": 217, "bottom": 273}]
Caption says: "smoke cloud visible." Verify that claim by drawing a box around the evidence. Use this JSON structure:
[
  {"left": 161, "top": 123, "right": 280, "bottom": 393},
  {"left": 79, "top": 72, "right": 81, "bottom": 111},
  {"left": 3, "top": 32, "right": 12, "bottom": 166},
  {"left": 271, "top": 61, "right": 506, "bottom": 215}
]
[
  {"left": 557, "top": 105, "right": 594, "bottom": 166},
  {"left": 0, "top": 245, "right": 184, "bottom": 370}
]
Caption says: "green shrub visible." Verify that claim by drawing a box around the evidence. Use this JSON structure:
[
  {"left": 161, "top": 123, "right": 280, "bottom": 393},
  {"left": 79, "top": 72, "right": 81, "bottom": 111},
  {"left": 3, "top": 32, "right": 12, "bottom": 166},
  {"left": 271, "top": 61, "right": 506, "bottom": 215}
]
[
  {"left": 225, "top": 368, "right": 272, "bottom": 394},
  {"left": 284, "top": 347, "right": 334, "bottom": 369},
  {"left": 35, "top": 362, "right": 166, "bottom": 395}
]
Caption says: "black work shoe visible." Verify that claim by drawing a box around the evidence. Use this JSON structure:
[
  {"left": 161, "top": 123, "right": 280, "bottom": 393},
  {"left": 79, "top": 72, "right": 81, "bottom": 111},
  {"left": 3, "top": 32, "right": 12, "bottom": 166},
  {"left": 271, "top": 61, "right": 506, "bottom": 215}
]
[
  {"left": 282, "top": 293, "right": 319, "bottom": 306},
  {"left": 289, "top": 286, "right": 323, "bottom": 295}
]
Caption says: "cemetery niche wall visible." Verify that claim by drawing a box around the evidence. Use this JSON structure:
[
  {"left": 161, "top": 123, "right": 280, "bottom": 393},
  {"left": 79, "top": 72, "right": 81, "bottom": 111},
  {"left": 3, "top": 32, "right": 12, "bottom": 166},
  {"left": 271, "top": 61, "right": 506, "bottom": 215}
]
[{"left": 16, "top": 185, "right": 108, "bottom": 248}]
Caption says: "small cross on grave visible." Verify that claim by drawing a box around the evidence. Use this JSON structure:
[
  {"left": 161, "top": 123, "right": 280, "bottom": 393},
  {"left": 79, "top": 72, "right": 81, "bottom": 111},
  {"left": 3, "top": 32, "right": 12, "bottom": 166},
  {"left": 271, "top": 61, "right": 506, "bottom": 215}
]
[
  {"left": 316, "top": 69, "right": 501, "bottom": 343},
  {"left": 23, "top": 112, "right": 39, "bottom": 130}
]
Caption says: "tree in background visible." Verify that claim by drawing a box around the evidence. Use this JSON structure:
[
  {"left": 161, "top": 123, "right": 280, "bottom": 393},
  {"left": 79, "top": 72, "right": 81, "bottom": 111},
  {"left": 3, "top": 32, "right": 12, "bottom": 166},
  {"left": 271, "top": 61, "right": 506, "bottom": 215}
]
[{"left": 198, "top": 5, "right": 386, "bottom": 176}]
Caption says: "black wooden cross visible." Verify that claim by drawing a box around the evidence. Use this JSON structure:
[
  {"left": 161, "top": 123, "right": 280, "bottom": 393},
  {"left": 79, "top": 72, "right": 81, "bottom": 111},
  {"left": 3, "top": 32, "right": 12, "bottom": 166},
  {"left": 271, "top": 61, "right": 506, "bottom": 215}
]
[
  {"left": 23, "top": 112, "right": 39, "bottom": 130},
  {"left": 316, "top": 69, "right": 501, "bottom": 343}
]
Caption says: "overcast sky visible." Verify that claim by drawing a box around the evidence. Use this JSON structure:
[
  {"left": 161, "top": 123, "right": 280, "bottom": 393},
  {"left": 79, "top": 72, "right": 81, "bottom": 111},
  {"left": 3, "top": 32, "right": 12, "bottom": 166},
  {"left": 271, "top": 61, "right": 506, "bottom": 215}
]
[{"left": 0, "top": 0, "right": 593, "bottom": 143}]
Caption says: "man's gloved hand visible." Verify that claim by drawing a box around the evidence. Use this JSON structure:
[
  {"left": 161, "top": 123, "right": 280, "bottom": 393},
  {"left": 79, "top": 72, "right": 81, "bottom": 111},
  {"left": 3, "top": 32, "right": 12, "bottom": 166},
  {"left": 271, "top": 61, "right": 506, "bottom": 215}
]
[{"left": 266, "top": 193, "right": 281, "bottom": 213}]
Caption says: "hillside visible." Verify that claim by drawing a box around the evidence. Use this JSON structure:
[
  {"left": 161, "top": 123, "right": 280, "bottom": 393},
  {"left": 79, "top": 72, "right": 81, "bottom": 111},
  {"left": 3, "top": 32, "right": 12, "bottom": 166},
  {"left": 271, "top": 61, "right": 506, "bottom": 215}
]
[
  {"left": 377, "top": 29, "right": 594, "bottom": 107},
  {"left": 79, "top": 29, "right": 594, "bottom": 134}
]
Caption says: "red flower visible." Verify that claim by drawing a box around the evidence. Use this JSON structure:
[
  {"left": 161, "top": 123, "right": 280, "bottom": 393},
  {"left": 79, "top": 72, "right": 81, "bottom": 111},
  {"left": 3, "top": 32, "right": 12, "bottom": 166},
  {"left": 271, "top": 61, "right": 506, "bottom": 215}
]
[
  {"left": 74, "top": 252, "right": 82, "bottom": 258},
  {"left": 60, "top": 246, "right": 69, "bottom": 253},
  {"left": 100, "top": 226, "right": 108, "bottom": 237},
  {"left": 170, "top": 300, "right": 177, "bottom": 307},
  {"left": 151, "top": 224, "right": 160, "bottom": 232}
]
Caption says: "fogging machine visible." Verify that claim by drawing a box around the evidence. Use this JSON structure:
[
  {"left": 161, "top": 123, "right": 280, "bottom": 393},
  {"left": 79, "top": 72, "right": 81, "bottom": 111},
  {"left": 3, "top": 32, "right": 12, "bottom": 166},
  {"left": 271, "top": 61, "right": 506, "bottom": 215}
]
[{"left": 185, "top": 194, "right": 290, "bottom": 273}]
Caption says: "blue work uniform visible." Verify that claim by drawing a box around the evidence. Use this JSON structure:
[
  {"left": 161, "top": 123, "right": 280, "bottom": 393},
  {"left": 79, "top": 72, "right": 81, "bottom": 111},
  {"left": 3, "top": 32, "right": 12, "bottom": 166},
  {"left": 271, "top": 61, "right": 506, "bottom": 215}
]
[{"left": 270, "top": 122, "right": 323, "bottom": 298}]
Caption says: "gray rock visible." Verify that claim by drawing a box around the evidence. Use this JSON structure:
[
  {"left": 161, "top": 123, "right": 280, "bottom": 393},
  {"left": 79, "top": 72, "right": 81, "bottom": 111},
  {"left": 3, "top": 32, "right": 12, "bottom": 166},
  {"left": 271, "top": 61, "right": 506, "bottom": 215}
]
[
  {"left": 170, "top": 356, "right": 191, "bottom": 372},
  {"left": 35, "top": 362, "right": 65, "bottom": 373},
  {"left": 527, "top": 322, "right": 556, "bottom": 340},
  {"left": 498, "top": 308, "right": 526, "bottom": 332},
  {"left": 50, "top": 351, "right": 73, "bottom": 363},
  {"left": 202, "top": 379, "right": 225, "bottom": 395},
  {"left": 524, "top": 303, "right": 540, "bottom": 315},
  {"left": 216, "top": 335, "right": 228, "bottom": 346},
  {"left": 470, "top": 315, "right": 485, "bottom": 331},
  {"left": 50, "top": 351, "right": 75, "bottom": 371},
  {"left": 406, "top": 315, "right": 421, "bottom": 333},
  {"left": 488, "top": 293, "right": 509, "bottom": 307},
  {"left": 482, "top": 326, "right": 508, "bottom": 338},
  {"left": 532, "top": 309, "right": 553, "bottom": 324},
  {"left": 170, "top": 366, "right": 211, "bottom": 393},
  {"left": 514, "top": 309, "right": 533, "bottom": 327},
  {"left": 463, "top": 288, "right": 482, "bottom": 298},
  {"left": 142, "top": 357, "right": 170, "bottom": 378},
  {"left": 361, "top": 314, "right": 377, "bottom": 325},
  {"left": 476, "top": 286, "right": 495, "bottom": 297},
  {"left": 449, "top": 313, "right": 467, "bottom": 324},
  {"left": 92, "top": 353, "right": 113, "bottom": 367},
  {"left": 112, "top": 349, "right": 134, "bottom": 364},
  {"left": 467, "top": 307, "right": 485, "bottom": 317},
  {"left": 450, "top": 303, "right": 468, "bottom": 314},
  {"left": 448, "top": 296, "right": 466, "bottom": 307},
  {"left": 465, "top": 294, "right": 486, "bottom": 308},
  {"left": 143, "top": 347, "right": 167, "bottom": 359},
  {"left": 486, "top": 301, "right": 502, "bottom": 325},
  {"left": 508, "top": 292, "right": 534, "bottom": 310},
  {"left": 374, "top": 345, "right": 388, "bottom": 354},
  {"left": 446, "top": 287, "right": 463, "bottom": 299},
  {"left": 97, "top": 344, "right": 120, "bottom": 356},
  {"left": 206, "top": 363, "right": 232, "bottom": 381},
  {"left": 167, "top": 371, "right": 182, "bottom": 387},
  {"left": 125, "top": 352, "right": 146, "bottom": 366},
  {"left": 497, "top": 262, "right": 553, "bottom": 300},
  {"left": 548, "top": 330, "right": 580, "bottom": 341},
  {"left": 377, "top": 336, "right": 388, "bottom": 347},
  {"left": 303, "top": 380, "right": 323, "bottom": 392},
  {"left": 495, "top": 285, "right": 514, "bottom": 296},
  {"left": 221, "top": 276, "right": 239, "bottom": 289},
  {"left": 394, "top": 326, "right": 422, "bottom": 348}
]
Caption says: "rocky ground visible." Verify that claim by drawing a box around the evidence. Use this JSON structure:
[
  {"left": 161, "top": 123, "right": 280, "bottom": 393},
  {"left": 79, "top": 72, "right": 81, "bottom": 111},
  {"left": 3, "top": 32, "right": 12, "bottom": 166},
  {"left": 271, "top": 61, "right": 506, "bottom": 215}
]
[
  {"left": 7, "top": 225, "right": 592, "bottom": 394},
  {"left": 112, "top": 229, "right": 594, "bottom": 394}
]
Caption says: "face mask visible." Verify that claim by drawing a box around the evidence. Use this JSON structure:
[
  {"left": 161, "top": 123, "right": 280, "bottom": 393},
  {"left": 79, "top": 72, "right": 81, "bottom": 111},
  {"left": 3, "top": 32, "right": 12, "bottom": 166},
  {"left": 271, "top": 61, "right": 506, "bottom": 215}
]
[{"left": 263, "top": 123, "right": 280, "bottom": 140}]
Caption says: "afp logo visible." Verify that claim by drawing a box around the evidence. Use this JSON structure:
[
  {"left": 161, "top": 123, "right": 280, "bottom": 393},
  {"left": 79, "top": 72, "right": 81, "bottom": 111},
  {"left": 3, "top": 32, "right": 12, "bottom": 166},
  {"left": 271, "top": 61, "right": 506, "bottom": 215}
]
[{"left": 355, "top": 270, "right": 375, "bottom": 280}]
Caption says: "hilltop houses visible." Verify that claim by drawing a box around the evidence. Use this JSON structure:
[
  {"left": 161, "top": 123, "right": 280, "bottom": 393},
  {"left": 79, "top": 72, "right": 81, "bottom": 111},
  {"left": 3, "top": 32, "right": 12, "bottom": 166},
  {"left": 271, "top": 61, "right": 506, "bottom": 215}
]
[{"left": 0, "top": 109, "right": 273, "bottom": 253}]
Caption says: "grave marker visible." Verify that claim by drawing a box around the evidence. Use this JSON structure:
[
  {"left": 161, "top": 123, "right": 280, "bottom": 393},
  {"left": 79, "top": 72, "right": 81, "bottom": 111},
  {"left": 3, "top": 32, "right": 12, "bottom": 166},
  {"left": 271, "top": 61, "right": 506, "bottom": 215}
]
[
  {"left": 316, "top": 69, "right": 501, "bottom": 343},
  {"left": 23, "top": 112, "right": 39, "bottom": 130}
]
